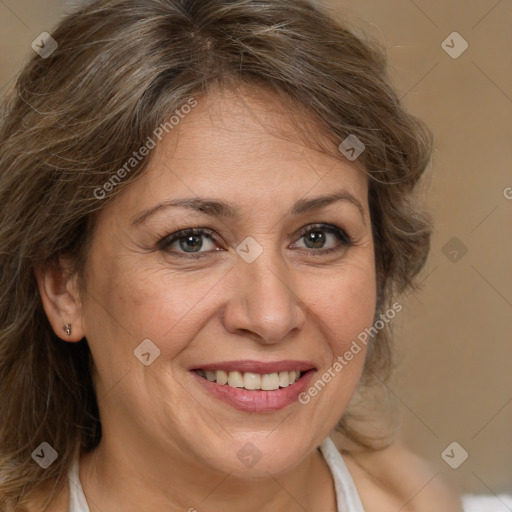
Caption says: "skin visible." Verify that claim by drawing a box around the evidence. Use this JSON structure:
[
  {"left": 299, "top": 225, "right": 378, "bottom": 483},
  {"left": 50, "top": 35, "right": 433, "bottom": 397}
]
[
  {"left": 340, "top": 438, "right": 464, "bottom": 512},
  {"left": 35, "top": 85, "right": 459, "bottom": 511}
]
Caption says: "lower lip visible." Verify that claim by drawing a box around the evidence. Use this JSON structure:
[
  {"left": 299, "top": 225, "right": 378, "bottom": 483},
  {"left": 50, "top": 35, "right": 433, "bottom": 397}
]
[{"left": 191, "top": 370, "right": 316, "bottom": 412}]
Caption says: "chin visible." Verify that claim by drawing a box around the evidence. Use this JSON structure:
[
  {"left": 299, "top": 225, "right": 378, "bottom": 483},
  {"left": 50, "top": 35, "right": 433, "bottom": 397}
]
[{"left": 195, "top": 432, "right": 315, "bottom": 479}]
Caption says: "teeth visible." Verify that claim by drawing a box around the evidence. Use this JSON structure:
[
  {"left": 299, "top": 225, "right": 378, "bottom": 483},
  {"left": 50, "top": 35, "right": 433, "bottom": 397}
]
[
  {"left": 243, "top": 372, "right": 261, "bottom": 390},
  {"left": 227, "top": 371, "right": 244, "bottom": 388},
  {"left": 197, "top": 369, "right": 304, "bottom": 390},
  {"left": 216, "top": 370, "right": 228, "bottom": 385},
  {"left": 261, "top": 373, "right": 280, "bottom": 390},
  {"left": 279, "top": 371, "right": 290, "bottom": 388}
]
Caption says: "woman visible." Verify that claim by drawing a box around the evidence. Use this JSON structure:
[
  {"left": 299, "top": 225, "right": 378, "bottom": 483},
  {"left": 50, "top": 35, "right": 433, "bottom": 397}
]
[{"left": 0, "top": 0, "right": 463, "bottom": 510}]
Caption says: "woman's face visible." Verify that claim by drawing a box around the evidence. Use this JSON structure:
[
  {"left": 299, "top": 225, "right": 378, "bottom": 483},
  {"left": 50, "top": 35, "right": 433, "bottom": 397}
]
[{"left": 78, "top": 86, "right": 376, "bottom": 477}]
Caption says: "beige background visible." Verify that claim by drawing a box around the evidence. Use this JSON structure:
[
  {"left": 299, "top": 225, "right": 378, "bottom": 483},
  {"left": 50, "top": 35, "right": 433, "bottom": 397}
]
[{"left": 1, "top": 0, "right": 510, "bottom": 496}]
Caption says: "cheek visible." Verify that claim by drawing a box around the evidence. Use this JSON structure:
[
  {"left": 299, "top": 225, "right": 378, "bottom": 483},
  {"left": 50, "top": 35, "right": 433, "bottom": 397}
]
[
  {"left": 83, "top": 249, "right": 223, "bottom": 361},
  {"left": 305, "top": 258, "right": 377, "bottom": 355},
  {"left": 83, "top": 233, "right": 376, "bottom": 368}
]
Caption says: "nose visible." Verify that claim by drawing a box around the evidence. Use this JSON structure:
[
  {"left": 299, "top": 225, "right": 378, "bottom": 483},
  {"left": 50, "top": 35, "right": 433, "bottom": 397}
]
[{"left": 221, "top": 250, "right": 306, "bottom": 344}]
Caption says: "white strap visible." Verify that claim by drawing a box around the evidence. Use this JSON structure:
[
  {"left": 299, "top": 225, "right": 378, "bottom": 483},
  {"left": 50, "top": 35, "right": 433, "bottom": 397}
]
[
  {"left": 67, "top": 456, "right": 90, "bottom": 512},
  {"left": 319, "top": 437, "right": 366, "bottom": 512}
]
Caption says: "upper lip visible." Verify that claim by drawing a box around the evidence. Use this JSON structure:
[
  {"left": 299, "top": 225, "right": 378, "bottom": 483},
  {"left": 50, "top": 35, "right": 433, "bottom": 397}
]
[{"left": 190, "top": 360, "right": 316, "bottom": 374}]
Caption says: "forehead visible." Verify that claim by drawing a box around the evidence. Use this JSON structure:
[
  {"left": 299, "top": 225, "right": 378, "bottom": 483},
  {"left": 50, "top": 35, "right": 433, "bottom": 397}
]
[{"left": 110, "top": 85, "right": 369, "bottom": 221}]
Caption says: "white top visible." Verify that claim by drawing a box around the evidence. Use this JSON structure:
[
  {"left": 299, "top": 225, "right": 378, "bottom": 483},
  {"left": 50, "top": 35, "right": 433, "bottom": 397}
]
[
  {"left": 68, "top": 437, "right": 512, "bottom": 512},
  {"left": 462, "top": 494, "right": 512, "bottom": 512},
  {"left": 319, "top": 437, "right": 366, "bottom": 511},
  {"left": 67, "top": 453, "right": 90, "bottom": 512},
  {"left": 67, "top": 436, "right": 364, "bottom": 511}
]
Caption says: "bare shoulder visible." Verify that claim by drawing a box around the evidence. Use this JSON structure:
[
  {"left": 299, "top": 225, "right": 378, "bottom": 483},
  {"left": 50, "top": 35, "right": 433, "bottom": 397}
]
[{"left": 339, "top": 440, "right": 463, "bottom": 512}]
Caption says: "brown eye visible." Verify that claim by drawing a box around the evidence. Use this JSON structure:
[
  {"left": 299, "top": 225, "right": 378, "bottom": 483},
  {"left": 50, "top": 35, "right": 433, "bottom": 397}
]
[
  {"left": 158, "top": 228, "right": 219, "bottom": 256},
  {"left": 178, "top": 234, "right": 204, "bottom": 252},
  {"left": 292, "top": 224, "right": 352, "bottom": 254},
  {"left": 303, "top": 230, "right": 327, "bottom": 249}
]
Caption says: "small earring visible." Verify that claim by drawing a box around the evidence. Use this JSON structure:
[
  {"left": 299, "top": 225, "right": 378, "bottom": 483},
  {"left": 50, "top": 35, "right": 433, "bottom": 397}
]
[{"left": 64, "top": 323, "right": 72, "bottom": 336}]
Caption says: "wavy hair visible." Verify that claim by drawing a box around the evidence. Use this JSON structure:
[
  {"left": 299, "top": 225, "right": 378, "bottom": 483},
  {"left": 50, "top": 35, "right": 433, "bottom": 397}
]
[{"left": 0, "top": 0, "right": 433, "bottom": 508}]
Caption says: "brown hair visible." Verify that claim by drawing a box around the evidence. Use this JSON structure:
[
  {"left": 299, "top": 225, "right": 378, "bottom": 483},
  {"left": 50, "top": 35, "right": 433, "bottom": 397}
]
[{"left": 0, "top": 0, "right": 433, "bottom": 508}]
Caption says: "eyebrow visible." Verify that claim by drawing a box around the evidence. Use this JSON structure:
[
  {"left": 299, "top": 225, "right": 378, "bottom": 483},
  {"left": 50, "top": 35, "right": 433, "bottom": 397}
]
[{"left": 131, "top": 191, "right": 366, "bottom": 227}]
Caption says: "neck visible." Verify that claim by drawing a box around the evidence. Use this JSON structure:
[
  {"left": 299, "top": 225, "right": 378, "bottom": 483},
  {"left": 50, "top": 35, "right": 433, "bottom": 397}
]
[{"left": 78, "top": 434, "right": 336, "bottom": 512}]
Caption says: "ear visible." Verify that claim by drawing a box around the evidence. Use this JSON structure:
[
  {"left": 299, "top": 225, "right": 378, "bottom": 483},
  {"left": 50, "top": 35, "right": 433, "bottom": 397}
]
[{"left": 34, "top": 258, "right": 85, "bottom": 342}]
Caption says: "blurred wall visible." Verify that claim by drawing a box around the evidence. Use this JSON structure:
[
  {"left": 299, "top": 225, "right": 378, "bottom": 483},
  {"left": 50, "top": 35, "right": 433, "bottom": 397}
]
[
  {"left": 0, "top": 0, "right": 64, "bottom": 93},
  {"left": 1, "top": 0, "right": 510, "bottom": 495},
  {"left": 325, "top": 0, "right": 512, "bottom": 495}
]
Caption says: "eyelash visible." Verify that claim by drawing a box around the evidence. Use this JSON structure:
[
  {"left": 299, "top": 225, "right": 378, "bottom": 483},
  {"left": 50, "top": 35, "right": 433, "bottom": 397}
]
[{"left": 157, "top": 223, "right": 353, "bottom": 259}]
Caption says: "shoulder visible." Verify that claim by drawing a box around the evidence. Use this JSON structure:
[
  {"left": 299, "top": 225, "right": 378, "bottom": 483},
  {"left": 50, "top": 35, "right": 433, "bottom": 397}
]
[{"left": 337, "top": 439, "right": 463, "bottom": 512}]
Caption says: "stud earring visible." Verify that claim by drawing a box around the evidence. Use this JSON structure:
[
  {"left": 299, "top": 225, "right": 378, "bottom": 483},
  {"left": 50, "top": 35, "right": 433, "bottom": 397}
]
[{"left": 64, "top": 323, "right": 72, "bottom": 336}]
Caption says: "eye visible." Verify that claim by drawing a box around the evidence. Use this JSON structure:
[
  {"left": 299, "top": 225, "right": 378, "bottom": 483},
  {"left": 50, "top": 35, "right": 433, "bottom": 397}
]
[
  {"left": 158, "top": 228, "right": 220, "bottom": 257},
  {"left": 292, "top": 224, "right": 352, "bottom": 254},
  {"left": 156, "top": 223, "right": 352, "bottom": 259}
]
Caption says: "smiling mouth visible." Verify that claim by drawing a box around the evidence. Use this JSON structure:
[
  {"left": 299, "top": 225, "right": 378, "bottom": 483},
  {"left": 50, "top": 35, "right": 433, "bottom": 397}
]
[{"left": 195, "top": 369, "right": 307, "bottom": 391}]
